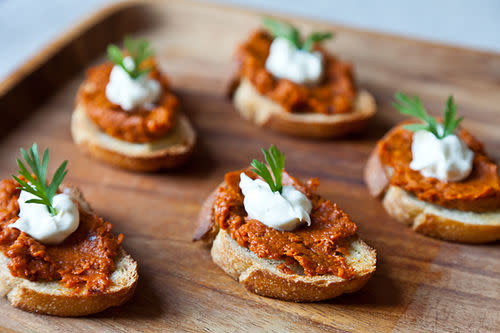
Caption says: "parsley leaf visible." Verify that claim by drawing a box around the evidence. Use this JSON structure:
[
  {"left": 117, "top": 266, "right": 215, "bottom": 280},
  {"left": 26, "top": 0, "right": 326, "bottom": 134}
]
[
  {"left": 262, "top": 17, "right": 333, "bottom": 51},
  {"left": 107, "top": 36, "right": 154, "bottom": 79},
  {"left": 393, "top": 92, "right": 462, "bottom": 139},
  {"left": 12, "top": 143, "right": 68, "bottom": 216},
  {"left": 302, "top": 32, "right": 334, "bottom": 52},
  {"left": 442, "top": 95, "right": 463, "bottom": 137},
  {"left": 251, "top": 145, "right": 285, "bottom": 193}
]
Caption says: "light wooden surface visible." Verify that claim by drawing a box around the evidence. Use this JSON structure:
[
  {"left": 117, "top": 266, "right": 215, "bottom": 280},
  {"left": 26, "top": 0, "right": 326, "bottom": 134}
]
[{"left": 0, "top": 1, "right": 499, "bottom": 332}]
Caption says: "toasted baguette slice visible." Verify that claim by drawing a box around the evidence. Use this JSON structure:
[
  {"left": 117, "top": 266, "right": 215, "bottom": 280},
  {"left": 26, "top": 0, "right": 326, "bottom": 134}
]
[
  {"left": 194, "top": 187, "right": 376, "bottom": 302},
  {"left": 233, "top": 78, "right": 376, "bottom": 138},
  {"left": 71, "top": 103, "right": 196, "bottom": 172},
  {"left": 0, "top": 186, "right": 138, "bottom": 316},
  {"left": 364, "top": 149, "right": 500, "bottom": 243}
]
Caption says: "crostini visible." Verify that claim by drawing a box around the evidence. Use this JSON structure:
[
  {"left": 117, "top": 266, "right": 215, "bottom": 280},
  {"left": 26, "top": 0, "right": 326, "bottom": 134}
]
[
  {"left": 194, "top": 146, "right": 376, "bottom": 301},
  {"left": 364, "top": 92, "right": 500, "bottom": 243},
  {"left": 72, "top": 37, "right": 196, "bottom": 171},
  {"left": 0, "top": 143, "right": 137, "bottom": 316},
  {"left": 229, "top": 18, "right": 376, "bottom": 138}
]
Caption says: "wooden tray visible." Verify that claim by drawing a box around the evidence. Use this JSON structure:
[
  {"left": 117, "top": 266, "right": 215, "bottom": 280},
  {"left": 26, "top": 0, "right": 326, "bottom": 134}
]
[{"left": 1, "top": 1, "right": 499, "bottom": 331}]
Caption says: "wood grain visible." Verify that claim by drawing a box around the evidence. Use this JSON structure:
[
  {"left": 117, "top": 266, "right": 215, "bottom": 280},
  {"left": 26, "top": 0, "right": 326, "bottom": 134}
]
[{"left": 0, "top": 0, "right": 499, "bottom": 332}]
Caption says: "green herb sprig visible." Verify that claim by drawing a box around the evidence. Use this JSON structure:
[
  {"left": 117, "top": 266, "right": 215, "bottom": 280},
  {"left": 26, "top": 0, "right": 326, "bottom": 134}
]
[
  {"left": 107, "top": 36, "right": 154, "bottom": 79},
  {"left": 262, "top": 17, "right": 333, "bottom": 52},
  {"left": 12, "top": 143, "right": 68, "bottom": 216},
  {"left": 393, "top": 92, "right": 463, "bottom": 139},
  {"left": 251, "top": 145, "right": 285, "bottom": 193}
]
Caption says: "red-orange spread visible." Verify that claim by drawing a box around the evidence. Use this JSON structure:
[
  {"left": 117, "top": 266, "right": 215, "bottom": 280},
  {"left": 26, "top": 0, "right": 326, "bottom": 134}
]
[
  {"left": 213, "top": 170, "right": 358, "bottom": 278},
  {"left": 234, "top": 30, "right": 357, "bottom": 114},
  {"left": 79, "top": 60, "right": 178, "bottom": 143},
  {"left": 0, "top": 179, "right": 122, "bottom": 294},
  {"left": 377, "top": 124, "right": 500, "bottom": 212}
]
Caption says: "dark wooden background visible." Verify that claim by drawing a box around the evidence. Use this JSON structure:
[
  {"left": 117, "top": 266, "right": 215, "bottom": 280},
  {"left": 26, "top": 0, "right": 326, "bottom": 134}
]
[{"left": 0, "top": 1, "right": 499, "bottom": 332}]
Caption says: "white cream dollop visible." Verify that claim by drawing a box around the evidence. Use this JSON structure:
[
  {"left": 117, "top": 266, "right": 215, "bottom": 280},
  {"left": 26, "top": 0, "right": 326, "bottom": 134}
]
[
  {"left": 239, "top": 173, "right": 312, "bottom": 231},
  {"left": 10, "top": 190, "right": 80, "bottom": 244},
  {"left": 265, "top": 37, "right": 323, "bottom": 85},
  {"left": 410, "top": 129, "right": 474, "bottom": 182},
  {"left": 105, "top": 56, "right": 161, "bottom": 111}
]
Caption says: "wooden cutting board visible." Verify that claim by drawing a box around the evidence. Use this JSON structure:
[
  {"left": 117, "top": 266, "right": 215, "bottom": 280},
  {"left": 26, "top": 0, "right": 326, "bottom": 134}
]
[{"left": 0, "top": 0, "right": 499, "bottom": 332}]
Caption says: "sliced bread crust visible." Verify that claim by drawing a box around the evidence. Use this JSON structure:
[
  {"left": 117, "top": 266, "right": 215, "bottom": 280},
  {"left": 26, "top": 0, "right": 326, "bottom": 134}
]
[
  {"left": 194, "top": 184, "right": 376, "bottom": 302},
  {"left": 364, "top": 149, "right": 500, "bottom": 243},
  {"left": 383, "top": 185, "right": 500, "bottom": 243},
  {"left": 0, "top": 186, "right": 138, "bottom": 316},
  {"left": 71, "top": 103, "right": 196, "bottom": 172},
  {"left": 0, "top": 250, "right": 137, "bottom": 317},
  {"left": 212, "top": 230, "right": 375, "bottom": 302},
  {"left": 233, "top": 78, "right": 376, "bottom": 138}
]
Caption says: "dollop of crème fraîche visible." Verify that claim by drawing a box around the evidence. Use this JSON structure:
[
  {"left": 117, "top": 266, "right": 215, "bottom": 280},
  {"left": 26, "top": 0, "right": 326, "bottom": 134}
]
[
  {"left": 265, "top": 37, "right": 323, "bottom": 85},
  {"left": 10, "top": 190, "right": 79, "bottom": 245},
  {"left": 239, "top": 172, "right": 312, "bottom": 231},
  {"left": 105, "top": 56, "right": 162, "bottom": 111},
  {"left": 410, "top": 127, "right": 474, "bottom": 182}
]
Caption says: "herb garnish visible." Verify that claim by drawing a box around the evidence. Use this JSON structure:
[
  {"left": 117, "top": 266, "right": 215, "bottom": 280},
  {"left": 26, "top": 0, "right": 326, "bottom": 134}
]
[
  {"left": 251, "top": 145, "right": 285, "bottom": 193},
  {"left": 393, "top": 92, "right": 463, "bottom": 139},
  {"left": 107, "top": 36, "right": 154, "bottom": 79},
  {"left": 12, "top": 143, "right": 68, "bottom": 216},
  {"left": 262, "top": 17, "right": 333, "bottom": 52}
]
